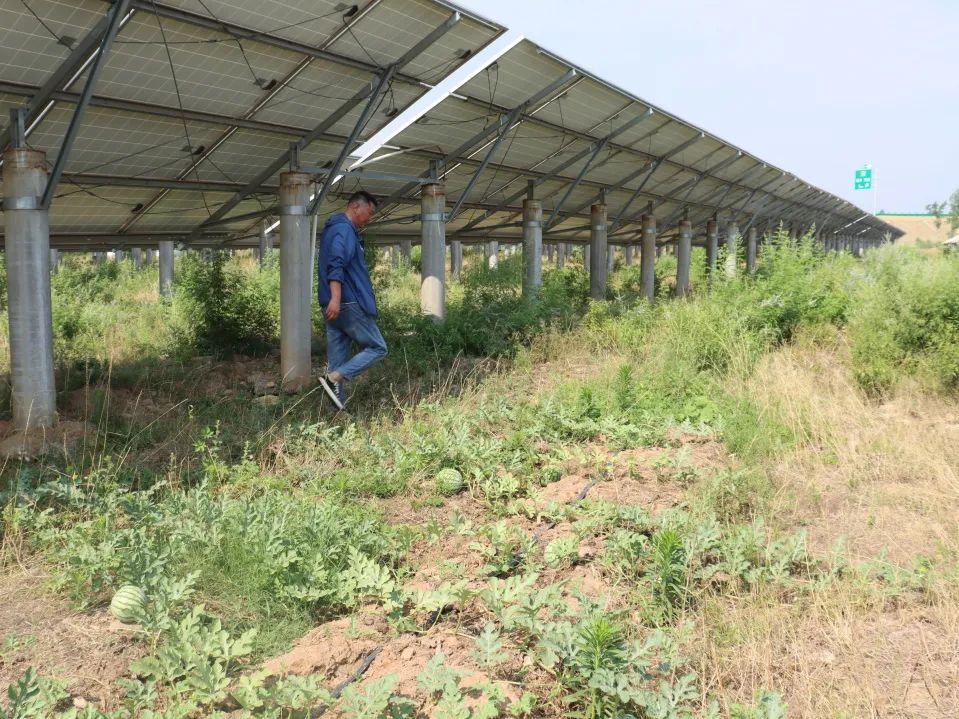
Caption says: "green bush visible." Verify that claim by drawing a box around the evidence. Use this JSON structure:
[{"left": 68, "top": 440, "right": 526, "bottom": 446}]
[
  {"left": 848, "top": 247, "right": 959, "bottom": 392},
  {"left": 177, "top": 251, "right": 278, "bottom": 356}
]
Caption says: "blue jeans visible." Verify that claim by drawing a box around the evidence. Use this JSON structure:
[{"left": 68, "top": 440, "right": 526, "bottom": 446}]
[{"left": 325, "top": 303, "right": 388, "bottom": 403}]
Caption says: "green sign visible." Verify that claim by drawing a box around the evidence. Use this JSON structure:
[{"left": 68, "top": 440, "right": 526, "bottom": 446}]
[{"left": 854, "top": 166, "right": 872, "bottom": 190}]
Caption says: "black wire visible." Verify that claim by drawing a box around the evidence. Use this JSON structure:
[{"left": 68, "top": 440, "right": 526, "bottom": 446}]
[
  {"left": 479, "top": 122, "right": 520, "bottom": 203},
  {"left": 346, "top": 25, "right": 381, "bottom": 68},
  {"left": 20, "top": 0, "right": 62, "bottom": 43},
  {"left": 149, "top": 1, "right": 212, "bottom": 218}
]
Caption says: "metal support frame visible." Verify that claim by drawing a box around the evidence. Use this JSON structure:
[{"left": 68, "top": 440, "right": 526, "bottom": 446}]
[
  {"left": 309, "top": 66, "right": 398, "bottom": 215},
  {"left": 1, "top": 11, "right": 114, "bottom": 155},
  {"left": 41, "top": 0, "right": 132, "bottom": 209},
  {"left": 608, "top": 132, "right": 704, "bottom": 233},
  {"left": 383, "top": 69, "right": 577, "bottom": 214},
  {"left": 195, "top": 11, "right": 461, "bottom": 238},
  {"left": 544, "top": 110, "right": 654, "bottom": 229}
]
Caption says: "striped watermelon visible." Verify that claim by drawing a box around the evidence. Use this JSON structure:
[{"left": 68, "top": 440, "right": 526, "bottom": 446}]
[
  {"left": 110, "top": 585, "right": 147, "bottom": 624},
  {"left": 435, "top": 468, "right": 464, "bottom": 496}
]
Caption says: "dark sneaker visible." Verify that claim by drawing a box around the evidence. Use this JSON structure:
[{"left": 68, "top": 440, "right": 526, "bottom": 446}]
[{"left": 318, "top": 375, "right": 345, "bottom": 411}]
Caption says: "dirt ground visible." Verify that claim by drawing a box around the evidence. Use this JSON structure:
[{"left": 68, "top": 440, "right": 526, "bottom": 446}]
[{"left": 0, "top": 568, "right": 145, "bottom": 711}]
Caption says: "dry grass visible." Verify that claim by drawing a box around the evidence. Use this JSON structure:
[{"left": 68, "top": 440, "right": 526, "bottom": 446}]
[{"left": 695, "top": 335, "right": 959, "bottom": 717}]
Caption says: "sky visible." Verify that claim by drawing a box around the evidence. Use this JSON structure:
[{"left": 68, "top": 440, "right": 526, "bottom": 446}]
[{"left": 385, "top": 0, "right": 957, "bottom": 213}]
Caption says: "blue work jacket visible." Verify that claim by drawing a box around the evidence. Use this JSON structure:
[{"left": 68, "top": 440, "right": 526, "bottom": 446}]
[{"left": 317, "top": 213, "right": 378, "bottom": 317}]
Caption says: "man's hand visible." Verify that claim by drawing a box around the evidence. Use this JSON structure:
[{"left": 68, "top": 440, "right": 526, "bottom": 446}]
[
  {"left": 325, "top": 280, "right": 342, "bottom": 321},
  {"left": 325, "top": 298, "right": 340, "bottom": 321}
]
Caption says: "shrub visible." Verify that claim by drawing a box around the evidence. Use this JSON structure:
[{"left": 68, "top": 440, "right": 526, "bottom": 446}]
[{"left": 177, "top": 251, "right": 278, "bottom": 356}]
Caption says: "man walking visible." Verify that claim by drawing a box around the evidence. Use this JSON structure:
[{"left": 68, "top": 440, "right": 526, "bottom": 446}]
[{"left": 317, "top": 191, "right": 387, "bottom": 410}]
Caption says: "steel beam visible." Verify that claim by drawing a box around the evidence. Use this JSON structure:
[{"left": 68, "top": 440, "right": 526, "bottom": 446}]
[
  {"left": 196, "top": 11, "right": 461, "bottom": 237},
  {"left": 41, "top": 0, "right": 131, "bottom": 209}
]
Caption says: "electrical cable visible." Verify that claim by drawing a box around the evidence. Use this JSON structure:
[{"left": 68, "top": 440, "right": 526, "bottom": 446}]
[
  {"left": 20, "top": 0, "right": 62, "bottom": 43},
  {"left": 149, "top": 0, "right": 212, "bottom": 217}
]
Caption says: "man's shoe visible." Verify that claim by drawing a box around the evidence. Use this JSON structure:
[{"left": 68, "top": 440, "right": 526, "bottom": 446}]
[{"left": 318, "top": 375, "right": 345, "bottom": 411}]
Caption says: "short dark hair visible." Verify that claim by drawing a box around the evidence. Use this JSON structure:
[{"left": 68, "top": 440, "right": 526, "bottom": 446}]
[{"left": 347, "top": 190, "right": 378, "bottom": 210}]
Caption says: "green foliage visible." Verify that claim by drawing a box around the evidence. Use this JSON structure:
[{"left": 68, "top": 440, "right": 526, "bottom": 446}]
[
  {"left": 848, "top": 247, "right": 959, "bottom": 392},
  {"left": 177, "top": 252, "right": 278, "bottom": 356}
]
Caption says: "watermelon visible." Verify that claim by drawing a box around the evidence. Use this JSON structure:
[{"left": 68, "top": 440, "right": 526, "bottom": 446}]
[
  {"left": 435, "top": 468, "right": 464, "bottom": 496},
  {"left": 110, "top": 585, "right": 147, "bottom": 624}
]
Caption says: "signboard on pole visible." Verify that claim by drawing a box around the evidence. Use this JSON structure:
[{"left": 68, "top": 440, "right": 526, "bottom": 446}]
[{"left": 854, "top": 165, "right": 873, "bottom": 190}]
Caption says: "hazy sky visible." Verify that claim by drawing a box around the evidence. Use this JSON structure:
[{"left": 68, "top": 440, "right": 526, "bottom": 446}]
[{"left": 444, "top": 0, "right": 957, "bottom": 213}]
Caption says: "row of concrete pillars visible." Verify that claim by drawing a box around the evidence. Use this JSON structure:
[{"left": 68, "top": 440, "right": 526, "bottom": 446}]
[{"left": 0, "top": 148, "right": 885, "bottom": 431}]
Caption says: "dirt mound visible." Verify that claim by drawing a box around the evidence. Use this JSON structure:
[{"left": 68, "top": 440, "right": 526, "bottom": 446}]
[{"left": 0, "top": 569, "right": 144, "bottom": 710}]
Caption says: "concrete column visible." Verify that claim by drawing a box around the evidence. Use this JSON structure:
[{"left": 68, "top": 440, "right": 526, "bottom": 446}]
[
  {"left": 143, "top": 248, "right": 154, "bottom": 266},
  {"left": 706, "top": 219, "right": 719, "bottom": 277},
  {"left": 588, "top": 202, "right": 609, "bottom": 300},
  {"left": 725, "top": 221, "right": 740, "bottom": 278},
  {"left": 450, "top": 240, "right": 463, "bottom": 280},
  {"left": 487, "top": 240, "right": 499, "bottom": 269},
  {"left": 675, "top": 219, "right": 692, "bottom": 297},
  {"left": 623, "top": 244, "right": 633, "bottom": 267},
  {"left": 584, "top": 245, "right": 590, "bottom": 270},
  {"left": 556, "top": 242, "right": 566, "bottom": 269},
  {"left": 115, "top": 249, "right": 125, "bottom": 263},
  {"left": 607, "top": 246, "right": 616, "bottom": 274},
  {"left": 159, "top": 240, "right": 174, "bottom": 297},
  {"left": 746, "top": 227, "right": 758, "bottom": 273},
  {"left": 132, "top": 247, "right": 142, "bottom": 269},
  {"left": 399, "top": 240, "right": 412, "bottom": 266},
  {"left": 640, "top": 213, "right": 657, "bottom": 302},
  {"left": 49, "top": 248, "right": 59, "bottom": 274},
  {"left": 279, "top": 171, "right": 313, "bottom": 392},
  {"left": 421, "top": 182, "right": 446, "bottom": 320},
  {"left": 523, "top": 195, "right": 543, "bottom": 298},
  {"left": 3, "top": 147, "right": 56, "bottom": 429}
]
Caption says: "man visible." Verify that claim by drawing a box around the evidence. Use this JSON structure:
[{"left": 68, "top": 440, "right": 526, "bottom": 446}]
[{"left": 316, "top": 190, "right": 387, "bottom": 410}]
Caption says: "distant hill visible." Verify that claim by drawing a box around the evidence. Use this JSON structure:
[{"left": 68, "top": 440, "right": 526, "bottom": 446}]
[{"left": 878, "top": 213, "right": 954, "bottom": 249}]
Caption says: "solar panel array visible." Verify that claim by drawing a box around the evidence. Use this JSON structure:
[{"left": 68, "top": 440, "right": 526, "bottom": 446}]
[{"left": 0, "top": 0, "right": 901, "bottom": 248}]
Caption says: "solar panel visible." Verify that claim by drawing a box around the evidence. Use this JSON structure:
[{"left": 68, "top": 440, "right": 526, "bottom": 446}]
[
  {"left": 0, "top": 1, "right": 900, "bottom": 246},
  {"left": 0, "top": 0, "right": 505, "bottom": 245}
]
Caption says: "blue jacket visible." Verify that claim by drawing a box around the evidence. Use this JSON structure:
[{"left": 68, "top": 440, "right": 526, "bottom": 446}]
[{"left": 318, "top": 213, "right": 378, "bottom": 317}]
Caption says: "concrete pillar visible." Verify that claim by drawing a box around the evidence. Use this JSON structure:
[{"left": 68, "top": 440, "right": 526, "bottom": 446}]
[
  {"left": 420, "top": 182, "right": 446, "bottom": 320},
  {"left": 279, "top": 171, "right": 313, "bottom": 392},
  {"left": 589, "top": 202, "right": 609, "bottom": 300},
  {"left": 3, "top": 147, "right": 56, "bottom": 429},
  {"left": 49, "top": 248, "right": 59, "bottom": 274},
  {"left": 132, "top": 247, "right": 142, "bottom": 270},
  {"left": 159, "top": 240, "right": 174, "bottom": 297},
  {"left": 623, "top": 244, "right": 633, "bottom": 267},
  {"left": 584, "top": 245, "right": 590, "bottom": 270},
  {"left": 487, "top": 240, "right": 498, "bottom": 269},
  {"left": 143, "top": 248, "right": 154, "bottom": 266},
  {"left": 522, "top": 195, "right": 543, "bottom": 298},
  {"left": 607, "top": 246, "right": 616, "bottom": 274},
  {"left": 706, "top": 219, "right": 719, "bottom": 277},
  {"left": 115, "top": 249, "right": 125, "bottom": 263},
  {"left": 399, "top": 240, "right": 412, "bottom": 266},
  {"left": 450, "top": 240, "right": 463, "bottom": 281},
  {"left": 725, "top": 221, "right": 739, "bottom": 278},
  {"left": 675, "top": 219, "right": 692, "bottom": 297},
  {"left": 640, "top": 213, "right": 657, "bottom": 302},
  {"left": 556, "top": 242, "right": 566, "bottom": 269},
  {"left": 746, "top": 227, "right": 758, "bottom": 273}
]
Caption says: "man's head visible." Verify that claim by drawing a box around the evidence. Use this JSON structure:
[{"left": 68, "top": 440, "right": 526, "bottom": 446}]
[{"left": 345, "top": 190, "right": 378, "bottom": 229}]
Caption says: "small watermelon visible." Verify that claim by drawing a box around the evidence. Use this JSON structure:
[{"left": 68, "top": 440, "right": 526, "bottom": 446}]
[
  {"left": 435, "top": 468, "right": 464, "bottom": 496},
  {"left": 110, "top": 585, "right": 147, "bottom": 624}
]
